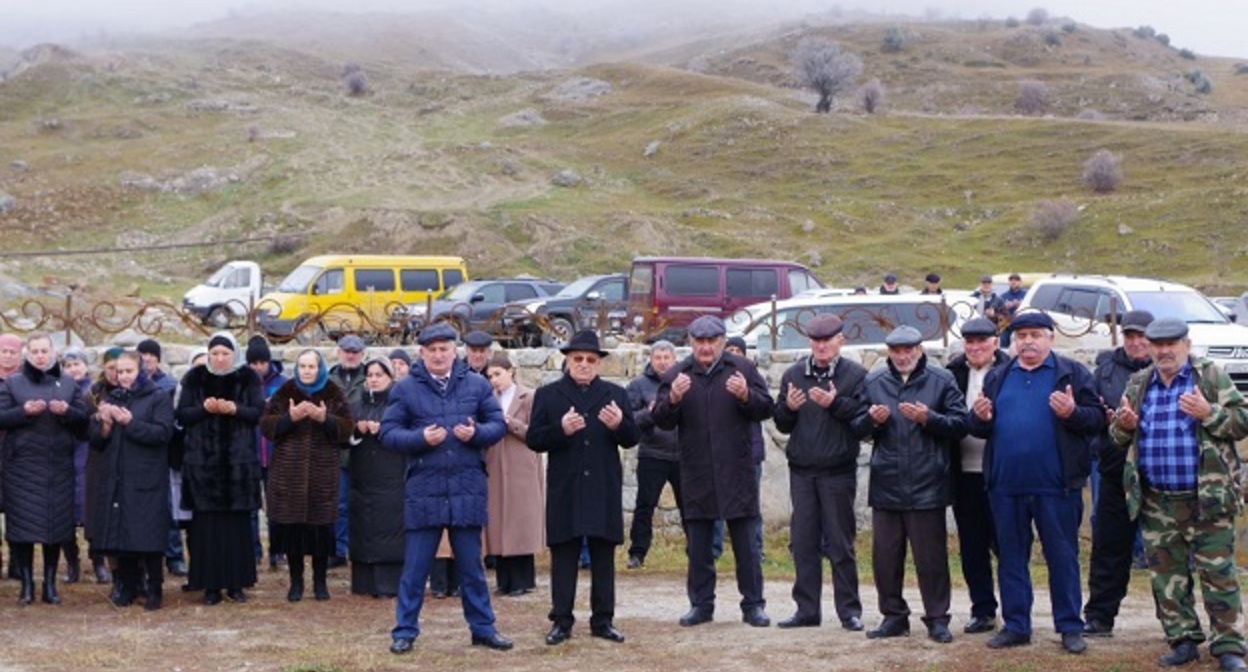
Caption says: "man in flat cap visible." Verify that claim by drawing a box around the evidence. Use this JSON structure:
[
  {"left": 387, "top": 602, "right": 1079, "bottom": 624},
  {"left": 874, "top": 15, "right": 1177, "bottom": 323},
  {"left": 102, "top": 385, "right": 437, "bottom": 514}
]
[
  {"left": 971, "top": 276, "right": 1005, "bottom": 322},
  {"left": 462, "top": 331, "right": 493, "bottom": 377},
  {"left": 1111, "top": 318, "right": 1248, "bottom": 671},
  {"left": 920, "top": 273, "right": 943, "bottom": 295},
  {"left": 653, "top": 315, "right": 774, "bottom": 629},
  {"left": 329, "top": 333, "right": 369, "bottom": 567},
  {"left": 772, "top": 313, "right": 870, "bottom": 632},
  {"left": 969, "top": 311, "right": 1104, "bottom": 655},
  {"left": 880, "top": 274, "right": 900, "bottom": 295},
  {"left": 946, "top": 317, "right": 1008, "bottom": 635},
  {"left": 998, "top": 273, "right": 1028, "bottom": 348},
  {"left": 1083, "top": 310, "right": 1154, "bottom": 637},
  {"left": 526, "top": 330, "right": 639, "bottom": 646},
  {"left": 381, "top": 323, "right": 512, "bottom": 653},
  {"left": 856, "top": 325, "right": 967, "bottom": 643}
]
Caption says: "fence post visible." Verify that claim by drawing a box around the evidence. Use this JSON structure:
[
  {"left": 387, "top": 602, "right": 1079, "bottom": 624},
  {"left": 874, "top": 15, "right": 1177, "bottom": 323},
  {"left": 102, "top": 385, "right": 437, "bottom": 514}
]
[
  {"left": 1109, "top": 297, "right": 1120, "bottom": 348},
  {"left": 941, "top": 295, "right": 949, "bottom": 348},
  {"left": 769, "top": 294, "right": 777, "bottom": 351},
  {"left": 63, "top": 290, "right": 74, "bottom": 347}
]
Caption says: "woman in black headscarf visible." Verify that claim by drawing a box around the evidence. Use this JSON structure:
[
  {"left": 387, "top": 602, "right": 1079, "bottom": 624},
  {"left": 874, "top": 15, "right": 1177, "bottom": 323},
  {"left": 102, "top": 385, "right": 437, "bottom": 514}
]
[
  {"left": 176, "top": 332, "right": 264, "bottom": 605},
  {"left": 347, "top": 357, "right": 405, "bottom": 597}
]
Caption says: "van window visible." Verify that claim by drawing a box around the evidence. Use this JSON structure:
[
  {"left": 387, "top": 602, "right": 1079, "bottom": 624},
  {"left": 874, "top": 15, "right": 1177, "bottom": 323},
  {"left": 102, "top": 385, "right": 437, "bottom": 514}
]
[
  {"left": 629, "top": 265, "right": 654, "bottom": 298},
  {"left": 355, "top": 269, "right": 396, "bottom": 292},
  {"left": 400, "top": 269, "right": 440, "bottom": 292},
  {"left": 278, "top": 265, "right": 322, "bottom": 293},
  {"left": 312, "top": 269, "right": 344, "bottom": 296},
  {"left": 226, "top": 267, "right": 251, "bottom": 289},
  {"left": 443, "top": 269, "right": 465, "bottom": 290},
  {"left": 600, "top": 279, "right": 625, "bottom": 301},
  {"left": 666, "top": 265, "right": 719, "bottom": 296},
  {"left": 727, "top": 268, "right": 778, "bottom": 299},
  {"left": 788, "top": 269, "right": 819, "bottom": 295},
  {"left": 474, "top": 283, "right": 507, "bottom": 304}
]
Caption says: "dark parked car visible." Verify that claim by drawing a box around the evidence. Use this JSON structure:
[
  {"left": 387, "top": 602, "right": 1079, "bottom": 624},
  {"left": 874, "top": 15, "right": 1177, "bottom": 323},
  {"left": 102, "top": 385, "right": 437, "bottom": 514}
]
[
  {"left": 395, "top": 278, "right": 564, "bottom": 343},
  {"left": 501, "top": 273, "right": 628, "bottom": 347}
]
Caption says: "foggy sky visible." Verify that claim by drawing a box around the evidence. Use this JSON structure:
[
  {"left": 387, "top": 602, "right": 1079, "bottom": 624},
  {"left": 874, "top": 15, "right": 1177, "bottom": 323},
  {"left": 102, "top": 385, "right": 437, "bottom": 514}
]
[{"left": 3, "top": 0, "right": 1245, "bottom": 59}]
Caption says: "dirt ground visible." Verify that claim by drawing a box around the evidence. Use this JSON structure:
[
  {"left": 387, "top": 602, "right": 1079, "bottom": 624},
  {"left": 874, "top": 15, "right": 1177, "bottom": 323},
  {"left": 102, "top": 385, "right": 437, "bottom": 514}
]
[{"left": 0, "top": 556, "right": 1186, "bottom": 672}]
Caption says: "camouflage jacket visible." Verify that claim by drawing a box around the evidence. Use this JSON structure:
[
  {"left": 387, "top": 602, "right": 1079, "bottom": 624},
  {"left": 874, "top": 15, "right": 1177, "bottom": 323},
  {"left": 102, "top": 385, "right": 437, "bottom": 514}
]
[{"left": 1111, "top": 356, "right": 1248, "bottom": 521}]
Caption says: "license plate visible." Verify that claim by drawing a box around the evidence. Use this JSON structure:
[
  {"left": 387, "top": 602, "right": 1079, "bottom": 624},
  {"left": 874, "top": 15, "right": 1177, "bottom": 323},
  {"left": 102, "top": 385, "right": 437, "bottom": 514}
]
[{"left": 1224, "top": 362, "right": 1248, "bottom": 375}]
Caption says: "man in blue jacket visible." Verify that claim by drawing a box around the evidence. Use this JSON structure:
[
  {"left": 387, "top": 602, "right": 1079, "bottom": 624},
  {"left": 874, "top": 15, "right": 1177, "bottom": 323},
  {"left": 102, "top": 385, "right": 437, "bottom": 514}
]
[
  {"left": 380, "top": 323, "right": 512, "bottom": 654},
  {"left": 969, "top": 312, "right": 1105, "bottom": 656}
]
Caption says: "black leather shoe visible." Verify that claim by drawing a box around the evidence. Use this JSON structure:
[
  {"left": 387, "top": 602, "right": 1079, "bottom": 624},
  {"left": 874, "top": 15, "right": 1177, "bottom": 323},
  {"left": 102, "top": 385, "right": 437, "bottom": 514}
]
[
  {"left": 742, "top": 607, "right": 770, "bottom": 627},
  {"left": 1159, "top": 640, "right": 1199, "bottom": 666},
  {"left": 986, "top": 630, "right": 1031, "bottom": 649},
  {"left": 841, "top": 616, "right": 864, "bottom": 631},
  {"left": 1219, "top": 653, "right": 1247, "bottom": 671},
  {"left": 1082, "top": 618, "right": 1113, "bottom": 637},
  {"left": 591, "top": 623, "right": 625, "bottom": 643},
  {"left": 390, "top": 637, "right": 414, "bottom": 655},
  {"left": 471, "top": 632, "right": 514, "bottom": 651},
  {"left": 545, "top": 624, "right": 572, "bottom": 645},
  {"left": 287, "top": 580, "right": 304, "bottom": 603},
  {"left": 777, "top": 614, "right": 820, "bottom": 629},
  {"left": 203, "top": 589, "right": 222, "bottom": 606},
  {"left": 928, "top": 622, "right": 953, "bottom": 644},
  {"left": 679, "top": 608, "right": 713, "bottom": 627},
  {"left": 1062, "top": 632, "right": 1087, "bottom": 654},
  {"left": 964, "top": 615, "right": 996, "bottom": 634},
  {"left": 627, "top": 555, "right": 643, "bottom": 570},
  {"left": 866, "top": 617, "right": 910, "bottom": 639},
  {"left": 226, "top": 588, "right": 247, "bottom": 603}
]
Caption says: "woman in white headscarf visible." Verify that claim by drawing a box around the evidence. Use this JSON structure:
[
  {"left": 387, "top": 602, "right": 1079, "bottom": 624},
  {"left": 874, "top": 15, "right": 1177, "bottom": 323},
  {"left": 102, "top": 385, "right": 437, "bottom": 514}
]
[{"left": 175, "top": 332, "right": 264, "bottom": 605}]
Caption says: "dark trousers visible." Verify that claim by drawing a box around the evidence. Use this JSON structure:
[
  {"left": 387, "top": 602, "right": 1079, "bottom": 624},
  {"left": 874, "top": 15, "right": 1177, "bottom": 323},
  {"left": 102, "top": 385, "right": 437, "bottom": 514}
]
[
  {"left": 628, "top": 457, "right": 681, "bottom": 560},
  {"left": 1084, "top": 465, "right": 1137, "bottom": 626},
  {"left": 494, "top": 554, "right": 536, "bottom": 594},
  {"left": 872, "top": 508, "right": 951, "bottom": 625},
  {"left": 392, "top": 526, "right": 496, "bottom": 640},
  {"left": 789, "top": 470, "right": 861, "bottom": 622},
  {"left": 334, "top": 468, "right": 349, "bottom": 558},
  {"left": 991, "top": 490, "right": 1084, "bottom": 636},
  {"left": 686, "top": 516, "right": 764, "bottom": 613},
  {"left": 549, "top": 537, "right": 615, "bottom": 629},
  {"left": 952, "top": 471, "right": 998, "bottom": 619}
]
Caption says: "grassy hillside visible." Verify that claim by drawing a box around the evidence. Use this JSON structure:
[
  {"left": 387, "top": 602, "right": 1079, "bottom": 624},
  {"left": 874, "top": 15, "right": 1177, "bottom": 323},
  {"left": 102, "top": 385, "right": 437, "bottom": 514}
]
[{"left": 0, "top": 17, "right": 1246, "bottom": 305}]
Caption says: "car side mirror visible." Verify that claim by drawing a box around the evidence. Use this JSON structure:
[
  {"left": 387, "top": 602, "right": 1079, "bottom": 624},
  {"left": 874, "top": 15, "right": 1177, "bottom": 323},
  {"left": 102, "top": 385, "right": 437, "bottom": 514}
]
[
  {"left": 586, "top": 291, "right": 601, "bottom": 301},
  {"left": 471, "top": 293, "right": 485, "bottom": 303}
]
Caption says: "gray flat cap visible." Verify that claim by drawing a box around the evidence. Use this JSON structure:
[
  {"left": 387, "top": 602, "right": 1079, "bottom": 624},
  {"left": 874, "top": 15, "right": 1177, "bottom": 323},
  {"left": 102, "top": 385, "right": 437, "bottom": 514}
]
[
  {"left": 805, "top": 313, "right": 844, "bottom": 339},
  {"left": 1144, "top": 317, "right": 1189, "bottom": 341},
  {"left": 417, "top": 322, "right": 459, "bottom": 345},
  {"left": 885, "top": 325, "right": 923, "bottom": 347},
  {"left": 1120, "top": 310, "right": 1155, "bottom": 333},
  {"left": 338, "top": 334, "right": 366, "bottom": 352},
  {"left": 961, "top": 317, "right": 998, "bottom": 338},
  {"left": 463, "top": 330, "right": 493, "bottom": 348},
  {"left": 687, "top": 315, "right": 726, "bottom": 339}
]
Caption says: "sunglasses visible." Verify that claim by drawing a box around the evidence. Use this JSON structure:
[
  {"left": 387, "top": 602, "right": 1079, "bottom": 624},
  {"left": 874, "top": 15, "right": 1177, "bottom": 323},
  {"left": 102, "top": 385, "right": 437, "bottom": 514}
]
[{"left": 568, "top": 354, "right": 600, "bottom": 365}]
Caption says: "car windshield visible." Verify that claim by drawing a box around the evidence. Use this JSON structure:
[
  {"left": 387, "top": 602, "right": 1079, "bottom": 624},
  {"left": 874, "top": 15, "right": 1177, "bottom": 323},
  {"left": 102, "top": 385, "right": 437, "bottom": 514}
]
[
  {"left": 205, "top": 265, "right": 232, "bottom": 287},
  {"left": 1126, "top": 291, "right": 1228, "bottom": 324},
  {"left": 553, "top": 277, "right": 599, "bottom": 298},
  {"left": 276, "top": 265, "right": 322, "bottom": 293}
]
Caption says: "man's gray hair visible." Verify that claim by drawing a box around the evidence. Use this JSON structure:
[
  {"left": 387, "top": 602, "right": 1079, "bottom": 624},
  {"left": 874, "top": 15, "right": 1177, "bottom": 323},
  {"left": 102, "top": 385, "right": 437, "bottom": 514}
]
[{"left": 650, "top": 340, "right": 676, "bottom": 354}]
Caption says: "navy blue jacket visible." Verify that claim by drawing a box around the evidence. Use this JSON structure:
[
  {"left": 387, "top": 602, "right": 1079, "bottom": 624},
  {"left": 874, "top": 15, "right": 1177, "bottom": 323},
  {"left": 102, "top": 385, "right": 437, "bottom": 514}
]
[
  {"left": 380, "top": 359, "right": 505, "bottom": 530},
  {"left": 968, "top": 352, "right": 1105, "bottom": 492}
]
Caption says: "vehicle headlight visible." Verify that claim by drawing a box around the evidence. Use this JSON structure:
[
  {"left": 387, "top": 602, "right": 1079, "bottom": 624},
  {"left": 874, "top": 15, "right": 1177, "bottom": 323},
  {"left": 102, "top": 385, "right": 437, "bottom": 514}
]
[
  {"left": 524, "top": 301, "right": 545, "bottom": 313},
  {"left": 408, "top": 306, "right": 426, "bottom": 316}
]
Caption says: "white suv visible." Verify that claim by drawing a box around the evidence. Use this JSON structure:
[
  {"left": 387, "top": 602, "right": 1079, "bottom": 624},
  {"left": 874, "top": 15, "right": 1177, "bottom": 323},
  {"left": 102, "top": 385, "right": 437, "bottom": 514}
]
[{"left": 1019, "top": 275, "right": 1248, "bottom": 391}]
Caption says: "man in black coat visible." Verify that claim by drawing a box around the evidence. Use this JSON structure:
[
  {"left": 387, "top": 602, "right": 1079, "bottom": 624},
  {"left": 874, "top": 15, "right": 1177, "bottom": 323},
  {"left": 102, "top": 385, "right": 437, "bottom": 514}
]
[
  {"left": 526, "top": 330, "right": 640, "bottom": 646},
  {"left": 652, "top": 315, "right": 774, "bottom": 629},
  {"left": 772, "top": 314, "right": 869, "bottom": 632},
  {"left": 625, "top": 340, "right": 682, "bottom": 570},
  {"left": 1083, "top": 310, "right": 1154, "bottom": 637}
]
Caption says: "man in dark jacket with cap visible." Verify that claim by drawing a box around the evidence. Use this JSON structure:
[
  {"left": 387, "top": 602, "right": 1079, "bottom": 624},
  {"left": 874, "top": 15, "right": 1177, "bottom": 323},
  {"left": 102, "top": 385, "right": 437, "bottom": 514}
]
[
  {"left": 246, "top": 335, "right": 290, "bottom": 570},
  {"left": 463, "top": 331, "right": 493, "bottom": 376},
  {"left": 381, "top": 322, "right": 512, "bottom": 654},
  {"left": 526, "top": 330, "right": 640, "bottom": 646},
  {"left": 137, "top": 339, "right": 177, "bottom": 395},
  {"left": 1083, "top": 310, "right": 1153, "bottom": 637},
  {"left": 920, "top": 273, "right": 943, "bottom": 295},
  {"left": 625, "top": 340, "right": 681, "bottom": 570},
  {"left": 772, "top": 313, "right": 869, "bottom": 632},
  {"left": 653, "top": 315, "right": 774, "bottom": 629},
  {"left": 969, "top": 311, "right": 1105, "bottom": 655},
  {"left": 329, "top": 333, "right": 367, "bottom": 566},
  {"left": 856, "top": 325, "right": 967, "bottom": 643},
  {"left": 946, "top": 317, "right": 1009, "bottom": 635}
]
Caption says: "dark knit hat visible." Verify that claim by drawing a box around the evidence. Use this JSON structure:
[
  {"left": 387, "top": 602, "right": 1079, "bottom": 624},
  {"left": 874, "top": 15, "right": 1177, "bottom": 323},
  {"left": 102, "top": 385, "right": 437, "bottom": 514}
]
[
  {"left": 136, "top": 338, "right": 162, "bottom": 361},
  {"left": 246, "top": 335, "right": 272, "bottom": 364},
  {"left": 388, "top": 348, "right": 412, "bottom": 365}
]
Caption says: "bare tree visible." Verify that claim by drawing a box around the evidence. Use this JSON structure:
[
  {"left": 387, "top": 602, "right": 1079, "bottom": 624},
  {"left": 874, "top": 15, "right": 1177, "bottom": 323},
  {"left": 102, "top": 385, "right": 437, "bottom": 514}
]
[
  {"left": 1082, "top": 149, "right": 1123, "bottom": 193},
  {"left": 343, "top": 63, "right": 368, "bottom": 97},
  {"left": 1015, "top": 80, "right": 1050, "bottom": 115},
  {"left": 860, "top": 78, "right": 885, "bottom": 114},
  {"left": 791, "top": 37, "right": 863, "bottom": 113}
]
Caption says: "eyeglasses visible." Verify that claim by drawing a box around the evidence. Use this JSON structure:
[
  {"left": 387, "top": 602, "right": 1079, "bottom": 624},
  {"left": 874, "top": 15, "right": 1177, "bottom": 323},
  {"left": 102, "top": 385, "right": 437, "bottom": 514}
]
[{"left": 568, "top": 354, "right": 600, "bottom": 365}]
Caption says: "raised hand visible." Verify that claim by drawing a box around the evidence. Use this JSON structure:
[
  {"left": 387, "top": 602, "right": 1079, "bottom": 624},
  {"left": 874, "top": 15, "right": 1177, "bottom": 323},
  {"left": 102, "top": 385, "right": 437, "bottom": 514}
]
[
  {"left": 561, "top": 406, "right": 586, "bottom": 436},
  {"left": 424, "top": 424, "right": 448, "bottom": 446},
  {"left": 725, "top": 371, "right": 749, "bottom": 402},
  {"left": 1114, "top": 397, "right": 1139, "bottom": 431},
  {"left": 1049, "top": 384, "right": 1076, "bottom": 419},
  {"left": 785, "top": 383, "right": 807, "bottom": 411},
  {"left": 972, "top": 393, "right": 993, "bottom": 422},
  {"left": 868, "top": 404, "right": 891, "bottom": 425},
  {"left": 807, "top": 381, "right": 837, "bottom": 409},
  {"left": 452, "top": 417, "right": 476, "bottom": 442},
  {"left": 48, "top": 399, "right": 69, "bottom": 416},
  {"left": 669, "top": 373, "right": 692, "bottom": 405},
  {"left": 1179, "top": 389, "right": 1212, "bottom": 421},
  {"left": 599, "top": 400, "right": 623, "bottom": 430},
  {"left": 898, "top": 401, "right": 929, "bottom": 425}
]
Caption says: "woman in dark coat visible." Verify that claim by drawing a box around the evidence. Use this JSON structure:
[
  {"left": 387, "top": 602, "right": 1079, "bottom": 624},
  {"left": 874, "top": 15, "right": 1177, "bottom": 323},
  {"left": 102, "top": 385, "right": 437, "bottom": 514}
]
[
  {"left": 347, "top": 357, "right": 405, "bottom": 597},
  {"left": 87, "top": 351, "right": 176, "bottom": 610},
  {"left": 176, "top": 332, "right": 264, "bottom": 605},
  {"left": 85, "top": 347, "right": 123, "bottom": 586},
  {"left": 0, "top": 333, "right": 90, "bottom": 605},
  {"left": 58, "top": 348, "right": 93, "bottom": 584},
  {"left": 260, "top": 349, "right": 352, "bottom": 602}
]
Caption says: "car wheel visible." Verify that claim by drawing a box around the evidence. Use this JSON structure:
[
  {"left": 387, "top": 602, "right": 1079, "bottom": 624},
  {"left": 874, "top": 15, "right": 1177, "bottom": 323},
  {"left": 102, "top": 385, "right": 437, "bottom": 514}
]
[
  {"left": 541, "top": 317, "right": 576, "bottom": 348},
  {"left": 205, "top": 306, "right": 231, "bottom": 328}
]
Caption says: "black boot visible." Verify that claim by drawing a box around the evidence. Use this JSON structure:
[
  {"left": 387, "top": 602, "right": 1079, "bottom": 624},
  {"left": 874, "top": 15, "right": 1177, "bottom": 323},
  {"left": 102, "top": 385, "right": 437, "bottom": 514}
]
[
  {"left": 18, "top": 567, "right": 34, "bottom": 605},
  {"left": 313, "top": 555, "right": 330, "bottom": 601},
  {"left": 143, "top": 554, "right": 163, "bottom": 610},
  {"left": 110, "top": 561, "right": 134, "bottom": 607},
  {"left": 287, "top": 554, "right": 304, "bottom": 602},
  {"left": 41, "top": 545, "right": 61, "bottom": 605},
  {"left": 62, "top": 538, "right": 80, "bottom": 584},
  {"left": 91, "top": 553, "right": 111, "bottom": 584}
]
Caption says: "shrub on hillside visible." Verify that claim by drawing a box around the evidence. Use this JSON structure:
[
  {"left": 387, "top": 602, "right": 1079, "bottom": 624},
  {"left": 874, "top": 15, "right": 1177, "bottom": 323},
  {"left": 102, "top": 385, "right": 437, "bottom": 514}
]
[
  {"left": 1025, "top": 8, "right": 1049, "bottom": 25},
  {"left": 882, "top": 27, "right": 906, "bottom": 53},
  {"left": 1015, "top": 80, "right": 1050, "bottom": 115},
  {"left": 1083, "top": 149, "right": 1123, "bottom": 193},
  {"left": 1043, "top": 31, "right": 1062, "bottom": 47},
  {"left": 343, "top": 63, "right": 368, "bottom": 97},
  {"left": 1155, "top": 33, "right": 1170, "bottom": 46},
  {"left": 1178, "top": 48, "right": 1196, "bottom": 60},
  {"left": 860, "top": 78, "right": 885, "bottom": 114},
  {"left": 1187, "top": 71, "right": 1213, "bottom": 94},
  {"left": 791, "top": 37, "right": 863, "bottom": 113},
  {"left": 1061, "top": 21, "right": 1077, "bottom": 33},
  {"left": 1133, "top": 25, "right": 1156, "bottom": 39},
  {"left": 1004, "top": 17, "right": 1020, "bottom": 28},
  {"left": 1235, "top": 63, "right": 1248, "bottom": 75},
  {"left": 1030, "top": 198, "right": 1078, "bottom": 241}
]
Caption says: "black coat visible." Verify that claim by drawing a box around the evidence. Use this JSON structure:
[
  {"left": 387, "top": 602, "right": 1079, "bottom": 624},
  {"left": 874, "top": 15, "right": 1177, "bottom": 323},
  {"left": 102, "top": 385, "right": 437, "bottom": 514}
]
[
  {"left": 348, "top": 387, "right": 405, "bottom": 564},
  {"left": 175, "top": 365, "right": 264, "bottom": 513},
  {"left": 0, "top": 361, "right": 90, "bottom": 543},
  {"left": 651, "top": 353, "right": 774, "bottom": 521},
  {"left": 526, "top": 374, "right": 640, "bottom": 546},
  {"left": 773, "top": 355, "right": 870, "bottom": 476},
  {"left": 626, "top": 363, "right": 682, "bottom": 462},
  {"left": 1091, "top": 347, "right": 1151, "bottom": 472},
  {"left": 87, "top": 379, "right": 176, "bottom": 553},
  {"left": 945, "top": 349, "right": 1009, "bottom": 474}
]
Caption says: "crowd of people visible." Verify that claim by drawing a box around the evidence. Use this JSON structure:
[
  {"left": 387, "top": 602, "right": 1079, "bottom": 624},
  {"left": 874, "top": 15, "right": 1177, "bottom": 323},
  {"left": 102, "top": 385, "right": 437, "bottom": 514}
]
[{"left": 0, "top": 305, "right": 1243, "bottom": 670}]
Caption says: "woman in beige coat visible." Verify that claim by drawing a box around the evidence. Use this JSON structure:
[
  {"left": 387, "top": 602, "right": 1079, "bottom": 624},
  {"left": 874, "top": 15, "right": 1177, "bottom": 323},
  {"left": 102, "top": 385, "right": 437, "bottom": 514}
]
[{"left": 484, "top": 353, "right": 544, "bottom": 596}]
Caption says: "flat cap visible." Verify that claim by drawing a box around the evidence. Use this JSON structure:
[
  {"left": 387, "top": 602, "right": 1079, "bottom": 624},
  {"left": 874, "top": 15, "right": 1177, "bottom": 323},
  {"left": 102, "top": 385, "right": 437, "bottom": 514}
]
[
  {"left": 980, "top": 274, "right": 993, "bottom": 284},
  {"left": 1010, "top": 311, "right": 1054, "bottom": 331},
  {"left": 925, "top": 273, "right": 941, "bottom": 284},
  {"left": 463, "top": 330, "right": 493, "bottom": 348},
  {"left": 687, "top": 315, "right": 726, "bottom": 339},
  {"left": 417, "top": 322, "right": 458, "bottom": 345},
  {"left": 885, "top": 325, "right": 923, "bottom": 347},
  {"left": 883, "top": 273, "right": 897, "bottom": 283},
  {"left": 338, "top": 334, "right": 366, "bottom": 352},
  {"left": 961, "top": 317, "right": 998, "bottom": 338},
  {"left": 1145, "top": 317, "right": 1189, "bottom": 341},
  {"left": 1120, "top": 310, "right": 1155, "bottom": 334},
  {"left": 805, "top": 313, "right": 844, "bottom": 339}
]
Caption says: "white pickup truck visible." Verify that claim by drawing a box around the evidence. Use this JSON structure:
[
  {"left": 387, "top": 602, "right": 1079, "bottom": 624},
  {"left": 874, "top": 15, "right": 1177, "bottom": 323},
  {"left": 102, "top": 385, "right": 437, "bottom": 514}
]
[{"left": 182, "top": 260, "right": 266, "bottom": 327}]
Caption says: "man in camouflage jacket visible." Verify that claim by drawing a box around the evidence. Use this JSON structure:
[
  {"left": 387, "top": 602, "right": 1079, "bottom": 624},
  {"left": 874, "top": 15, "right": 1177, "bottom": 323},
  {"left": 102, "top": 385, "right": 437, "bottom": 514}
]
[{"left": 1110, "top": 318, "right": 1248, "bottom": 672}]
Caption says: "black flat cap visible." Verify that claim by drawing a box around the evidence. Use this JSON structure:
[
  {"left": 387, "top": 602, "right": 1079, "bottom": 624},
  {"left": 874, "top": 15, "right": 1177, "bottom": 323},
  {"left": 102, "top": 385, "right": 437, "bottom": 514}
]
[
  {"left": 417, "top": 322, "right": 458, "bottom": 345},
  {"left": 961, "top": 317, "right": 998, "bottom": 338},
  {"left": 925, "top": 273, "right": 941, "bottom": 284},
  {"left": 1120, "top": 310, "right": 1155, "bottom": 334},
  {"left": 1010, "top": 312, "right": 1054, "bottom": 331},
  {"left": 463, "top": 331, "right": 493, "bottom": 348}
]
